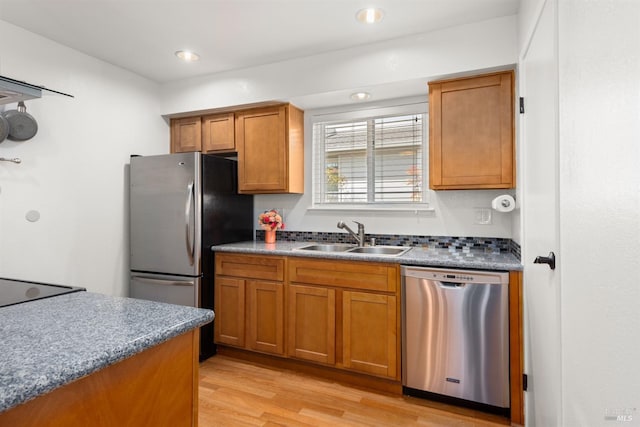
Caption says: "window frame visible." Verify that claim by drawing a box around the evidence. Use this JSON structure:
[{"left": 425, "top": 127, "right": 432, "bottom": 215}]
[{"left": 308, "top": 98, "right": 430, "bottom": 212}]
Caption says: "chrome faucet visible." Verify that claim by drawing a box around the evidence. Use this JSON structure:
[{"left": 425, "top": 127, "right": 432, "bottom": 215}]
[{"left": 337, "top": 220, "right": 365, "bottom": 246}]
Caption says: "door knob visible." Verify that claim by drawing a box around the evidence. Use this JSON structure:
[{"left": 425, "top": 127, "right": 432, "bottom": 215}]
[{"left": 534, "top": 252, "right": 556, "bottom": 270}]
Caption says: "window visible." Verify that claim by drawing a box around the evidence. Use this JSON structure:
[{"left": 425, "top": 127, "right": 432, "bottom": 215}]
[{"left": 312, "top": 102, "right": 427, "bottom": 208}]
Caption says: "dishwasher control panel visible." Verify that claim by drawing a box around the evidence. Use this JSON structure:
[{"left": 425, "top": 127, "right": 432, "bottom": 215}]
[{"left": 401, "top": 266, "right": 508, "bottom": 285}]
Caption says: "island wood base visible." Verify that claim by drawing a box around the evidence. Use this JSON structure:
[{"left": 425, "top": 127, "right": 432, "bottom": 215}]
[{"left": 0, "top": 330, "right": 200, "bottom": 427}]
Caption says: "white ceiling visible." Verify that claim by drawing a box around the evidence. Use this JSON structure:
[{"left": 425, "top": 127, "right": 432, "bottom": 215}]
[{"left": 0, "top": 0, "right": 520, "bottom": 84}]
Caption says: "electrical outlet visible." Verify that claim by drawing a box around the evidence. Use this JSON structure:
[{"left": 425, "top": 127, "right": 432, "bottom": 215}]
[{"left": 474, "top": 208, "right": 492, "bottom": 225}]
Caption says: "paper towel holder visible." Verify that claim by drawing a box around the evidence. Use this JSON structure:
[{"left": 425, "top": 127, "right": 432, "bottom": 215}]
[{"left": 491, "top": 194, "right": 516, "bottom": 212}]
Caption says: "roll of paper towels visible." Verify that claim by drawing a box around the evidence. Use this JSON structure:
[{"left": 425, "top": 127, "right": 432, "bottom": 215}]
[{"left": 491, "top": 195, "right": 516, "bottom": 212}]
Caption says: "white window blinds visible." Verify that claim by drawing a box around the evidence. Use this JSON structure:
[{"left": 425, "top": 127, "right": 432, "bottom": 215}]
[{"left": 313, "top": 107, "right": 426, "bottom": 206}]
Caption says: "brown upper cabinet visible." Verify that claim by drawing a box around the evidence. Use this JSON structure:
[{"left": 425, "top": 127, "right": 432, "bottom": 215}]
[
  {"left": 429, "top": 70, "right": 515, "bottom": 190},
  {"left": 171, "top": 112, "right": 235, "bottom": 154},
  {"left": 170, "top": 116, "right": 202, "bottom": 153},
  {"left": 202, "top": 112, "right": 235, "bottom": 153},
  {"left": 170, "top": 103, "right": 304, "bottom": 194},
  {"left": 236, "top": 104, "right": 304, "bottom": 194}
]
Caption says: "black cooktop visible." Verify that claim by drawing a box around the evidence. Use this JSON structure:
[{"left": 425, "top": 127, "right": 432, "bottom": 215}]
[{"left": 0, "top": 277, "right": 85, "bottom": 308}]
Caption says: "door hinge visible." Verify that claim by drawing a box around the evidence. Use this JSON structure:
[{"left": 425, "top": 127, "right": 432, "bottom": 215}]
[
  {"left": 519, "top": 97, "right": 525, "bottom": 114},
  {"left": 523, "top": 373, "right": 528, "bottom": 391}
]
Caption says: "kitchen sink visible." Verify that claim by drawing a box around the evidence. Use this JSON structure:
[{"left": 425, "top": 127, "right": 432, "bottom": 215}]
[
  {"left": 295, "top": 244, "right": 411, "bottom": 257},
  {"left": 294, "top": 243, "right": 356, "bottom": 252},
  {"left": 347, "top": 246, "right": 411, "bottom": 256}
]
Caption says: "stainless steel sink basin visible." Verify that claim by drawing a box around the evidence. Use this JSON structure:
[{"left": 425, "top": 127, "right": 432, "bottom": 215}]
[
  {"left": 295, "top": 243, "right": 356, "bottom": 252},
  {"left": 347, "top": 246, "right": 411, "bottom": 256},
  {"left": 295, "top": 243, "right": 411, "bottom": 257}
]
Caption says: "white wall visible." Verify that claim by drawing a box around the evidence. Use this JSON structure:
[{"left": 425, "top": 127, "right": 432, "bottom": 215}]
[
  {"left": 558, "top": 1, "right": 640, "bottom": 425},
  {"left": 162, "top": 16, "right": 520, "bottom": 238},
  {"left": 0, "top": 20, "right": 167, "bottom": 296},
  {"left": 0, "top": 14, "right": 521, "bottom": 299}
]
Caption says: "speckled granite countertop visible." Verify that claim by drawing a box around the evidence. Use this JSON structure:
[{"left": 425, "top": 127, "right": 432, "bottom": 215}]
[
  {"left": 212, "top": 241, "right": 523, "bottom": 271},
  {"left": 0, "top": 292, "right": 213, "bottom": 413}
]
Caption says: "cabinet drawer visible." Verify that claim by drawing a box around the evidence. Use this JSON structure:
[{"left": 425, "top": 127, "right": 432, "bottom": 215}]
[
  {"left": 288, "top": 258, "right": 398, "bottom": 292},
  {"left": 216, "top": 253, "right": 285, "bottom": 281}
]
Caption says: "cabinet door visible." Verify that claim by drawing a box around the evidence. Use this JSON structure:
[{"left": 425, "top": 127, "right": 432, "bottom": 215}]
[
  {"left": 287, "top": 284, "right": 335, "bottom": 365},
  {"left": 342, "top": 291, "right": 398, "bottom": 379},
  {"left": 246, "top": 280, "right": 284, "bottom": 355},
  {"left": 202, "top": 113, "right": 235, "bottom": 153},
  {"left": 429, "top": 71, "right": 514, "bottom": 189},
  {"left": 214, "top": 277, "right": 245, "bottom": 347},
  {"left": 171, "top": 117, "right": 202, "bottom": 153},
  {"left": 236, "top": 105, "right": 287, "bottom": 193}
]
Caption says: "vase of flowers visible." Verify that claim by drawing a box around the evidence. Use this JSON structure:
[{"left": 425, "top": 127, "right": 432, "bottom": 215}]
[{"left": 258, "top": 209, "right": 285, "bottom": 243}]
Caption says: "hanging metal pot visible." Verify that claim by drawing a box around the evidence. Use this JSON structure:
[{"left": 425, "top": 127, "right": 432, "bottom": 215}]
[
  {"left": 0, "top": 113, "right": 9, "bottom": 142},
  {"left": 4, "top": 101, "right": 38, "bottom": 141}
]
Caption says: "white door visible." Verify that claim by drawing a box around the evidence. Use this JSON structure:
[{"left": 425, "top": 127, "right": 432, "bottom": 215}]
[{"left": 520, "top": 1, "right": 562, "bottom": 425}]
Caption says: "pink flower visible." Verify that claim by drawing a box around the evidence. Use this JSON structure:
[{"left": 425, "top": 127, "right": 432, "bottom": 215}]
[{"left": 258, "top": 209, "right": 285, "bottom": 231}]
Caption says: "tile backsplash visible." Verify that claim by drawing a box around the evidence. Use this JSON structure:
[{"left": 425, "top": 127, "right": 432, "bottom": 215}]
[{"left": 255, "top": 230, "right": 520, "bottom": 258}]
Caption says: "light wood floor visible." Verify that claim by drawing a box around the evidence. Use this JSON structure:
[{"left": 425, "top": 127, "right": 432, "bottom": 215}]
[{"left": 198, "top": 355, "right": 510, "bottom": 427}]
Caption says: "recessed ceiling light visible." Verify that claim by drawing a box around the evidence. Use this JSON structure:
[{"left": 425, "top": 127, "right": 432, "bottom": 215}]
[
  {"left": 175, "top": 50, "right": 200, "bottom": 62},
  {"left": 355, "top": 8, "right": 384, "bottom": 24},
  {"left": 350, "top": 92, "right": 371, "bottom": 101}
]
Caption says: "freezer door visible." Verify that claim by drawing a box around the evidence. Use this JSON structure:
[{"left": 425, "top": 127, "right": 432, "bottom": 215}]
[
  {"left": 130, "top": 152, "right": 202, "bottom": 276},
  {"left": 130, "top": 272, "right": 200, "bottom": 307}
]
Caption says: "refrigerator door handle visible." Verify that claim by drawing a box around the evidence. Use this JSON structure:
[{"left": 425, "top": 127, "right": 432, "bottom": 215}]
[{"left": 185, "top": 181, "right": 195, "bottom": 266}]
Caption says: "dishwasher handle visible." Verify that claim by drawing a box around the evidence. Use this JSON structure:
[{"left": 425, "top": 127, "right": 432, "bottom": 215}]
[{"left": 439, "top": 281, "right": 467, "bottom": 288}]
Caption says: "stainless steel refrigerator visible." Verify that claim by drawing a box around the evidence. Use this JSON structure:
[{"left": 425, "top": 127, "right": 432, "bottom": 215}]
[{"left": 129, "top": 152, "right": 253, "bottom": 359}]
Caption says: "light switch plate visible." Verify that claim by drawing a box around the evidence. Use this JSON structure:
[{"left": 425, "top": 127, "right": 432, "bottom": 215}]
[{"left": 474, "top": 208, "right": 492, "bottom": 225}]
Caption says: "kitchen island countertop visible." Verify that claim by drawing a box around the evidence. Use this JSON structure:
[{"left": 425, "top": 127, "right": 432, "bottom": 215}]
[
  {"left": 0, "top": 292, "right": 213, "bottom": 413},
  {"left": 211, "top": 240, "right": 522, "bottom": 271}
]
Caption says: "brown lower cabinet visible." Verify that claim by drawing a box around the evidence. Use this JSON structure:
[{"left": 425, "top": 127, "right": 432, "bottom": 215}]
[
  {"left": 287, "top": 283, "right": 336, "bottom": 364},
  {"left": 214, "top": 276, "right": 246, "bottom": 347},
  {"left": 287, "top": 258, "right": 399, "bottom": 380},
  {"left": 286, "top": 286, "right": 398, "bottom": 378},
  {"left": 342, "top": 290, "right": 397, "bottom": 378},
  {"left": 215, "top": 253, "right": 399, "bottom": 380},
  {"left": 213, "top": 252, "right": 523, "bottom": 425},
  {"left": 214, "top": 254, "right": 285, "bottom": 356},
  {"left": 246, "top": 279, "right": 284, "bottom": 355}
]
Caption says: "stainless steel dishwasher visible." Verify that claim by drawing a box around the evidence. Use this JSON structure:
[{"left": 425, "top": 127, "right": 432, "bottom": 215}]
[{"left": 401, "top": 266, "right": 510, "bottom": 412}]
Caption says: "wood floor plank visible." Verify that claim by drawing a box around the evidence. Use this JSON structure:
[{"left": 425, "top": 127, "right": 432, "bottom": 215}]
[
  {"left": 198, "top": 355, "right": 510, "bottom": 427},
  {"left": 260, "top": 410, "right": 327, "bottom": 427}
]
